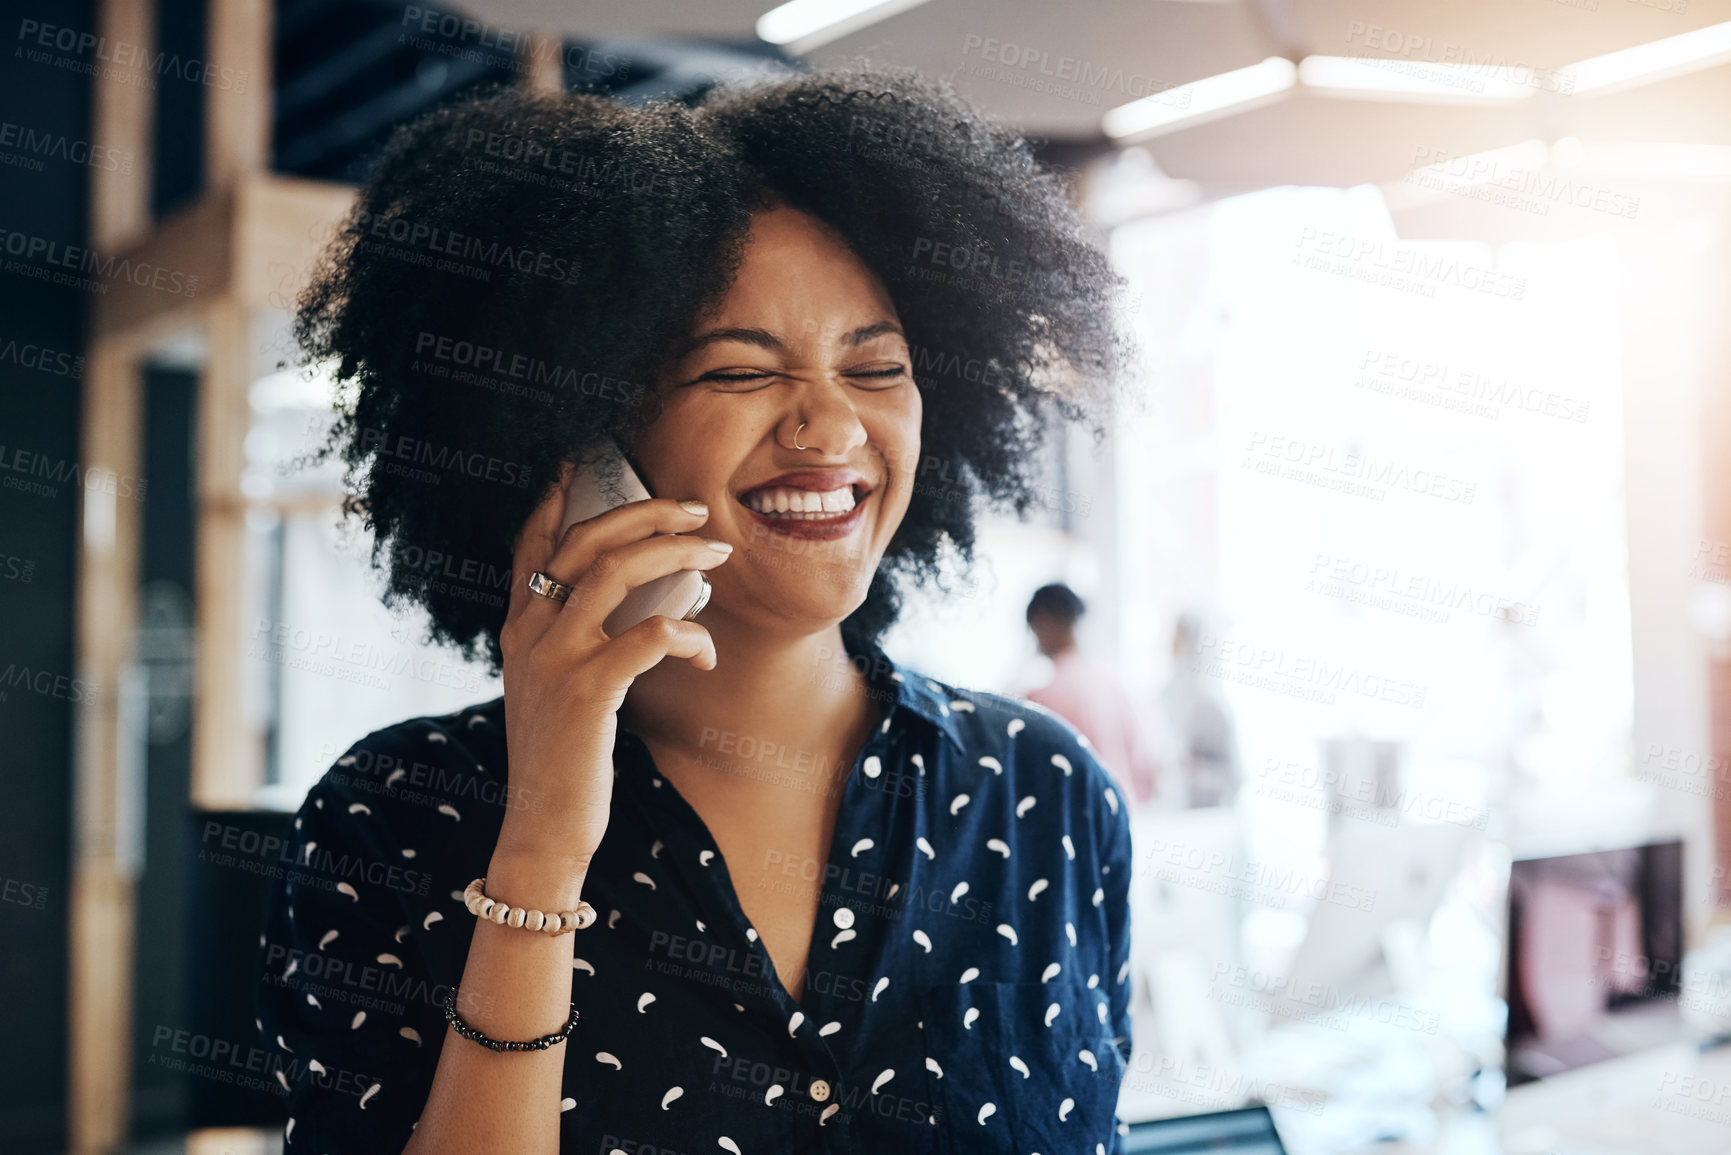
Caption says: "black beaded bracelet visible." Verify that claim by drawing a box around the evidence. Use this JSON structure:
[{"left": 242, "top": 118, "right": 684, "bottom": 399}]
[{"left": 442, "top": 984, "right": 579, "bottom": 1052}]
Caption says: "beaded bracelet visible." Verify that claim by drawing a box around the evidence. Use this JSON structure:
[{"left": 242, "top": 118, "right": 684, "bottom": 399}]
[
  {"left": 463, "top": 877, "right": 596, "bottom": 936},
  {"left": 442, "top": 984, "right": 579, "bottom": 1052}
]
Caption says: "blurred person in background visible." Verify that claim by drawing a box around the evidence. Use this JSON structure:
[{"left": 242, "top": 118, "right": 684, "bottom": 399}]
[
  {"left": 1155, "top": 611, "right": 1241, "bottom": 808},
  {"left": 1025, "top": 583, "right": 1158, "bottom": 809}
]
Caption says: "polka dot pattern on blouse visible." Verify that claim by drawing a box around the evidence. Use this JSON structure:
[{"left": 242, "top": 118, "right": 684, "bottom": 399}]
[{"left": 256, "top": 638, "right": 1135, "bottom": 1153}]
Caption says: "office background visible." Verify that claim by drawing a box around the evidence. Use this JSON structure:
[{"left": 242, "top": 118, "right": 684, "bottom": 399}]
[{"left": 4, "top": 0, "right": 1731, "bottom": 1152}]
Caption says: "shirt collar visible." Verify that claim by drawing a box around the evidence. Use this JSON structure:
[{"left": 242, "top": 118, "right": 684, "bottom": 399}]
[{"left": 846, "top": 635, "right": 969, "bottom": 755}]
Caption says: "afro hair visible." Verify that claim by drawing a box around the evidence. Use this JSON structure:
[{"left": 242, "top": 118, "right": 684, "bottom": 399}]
[{"left": 294, "top": 63, "right": 1137, "bottom": 671}]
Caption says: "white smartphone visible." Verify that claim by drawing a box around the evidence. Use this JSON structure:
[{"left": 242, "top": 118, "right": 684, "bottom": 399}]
[{"left": 558, "top": 439, "right": 712, "bottom": 636}]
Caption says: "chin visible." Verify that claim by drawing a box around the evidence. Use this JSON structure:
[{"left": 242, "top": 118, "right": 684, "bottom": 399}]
[{"left": 717, "top": 557, "right": 873, "bottom": 631}]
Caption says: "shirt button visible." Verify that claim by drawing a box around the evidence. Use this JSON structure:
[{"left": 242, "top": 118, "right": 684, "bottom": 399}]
[
  {"left": 809, "top": 1078, "right": 832, "bottom": 1102},
  {"left": 832, "top": 907, "right": 855, "bottom": 930}
]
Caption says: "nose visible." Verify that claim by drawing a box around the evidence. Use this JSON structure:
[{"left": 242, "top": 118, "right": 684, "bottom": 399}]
[{"left": 781, "top": 376, "right": 868, "bottom": 458}]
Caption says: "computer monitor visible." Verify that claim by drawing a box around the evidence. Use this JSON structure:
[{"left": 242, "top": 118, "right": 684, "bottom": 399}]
[
  {"left": 1503, "top": 839, "right": 1686, "bottom": 1085},
  {"left": 1124, "top": 1104, "right": 1288, "bottom": 1153}
]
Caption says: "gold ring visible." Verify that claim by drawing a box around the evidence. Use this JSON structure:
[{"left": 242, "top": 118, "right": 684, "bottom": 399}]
[
  {"left": 793, "top": 422, "right": 808, "bottom": 451},
  {"left": 527, "top": 570, "right": 572, "bottom": 604}
]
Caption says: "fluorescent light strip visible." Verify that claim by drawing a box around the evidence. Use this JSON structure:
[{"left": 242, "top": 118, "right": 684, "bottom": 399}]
[
  {"left": 756, "top": 0, "right": 935, "bottom": 55},
  {"left": 1562, "top": 20, "right": 1731, "bottom": 95},
  {"left": 1299, "top": 55, "right": 1535, "bottom": 101},
  {"left": 1103, "top": 57, "right": 1297, "bottom": 141}
]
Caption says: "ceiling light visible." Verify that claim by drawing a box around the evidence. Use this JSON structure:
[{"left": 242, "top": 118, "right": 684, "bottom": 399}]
[
  {"left": 1562, "top": 20, "right": 1731, "bottom": 95},
  {"left": 1299, "top": 56, "right": 1535, "bottom": 101},
  {"left": 756, "top": 0, "right": 935, "bottom": 55},
  {"left": 1103, "top": 57, "right": 1297, "bottom": 141}
]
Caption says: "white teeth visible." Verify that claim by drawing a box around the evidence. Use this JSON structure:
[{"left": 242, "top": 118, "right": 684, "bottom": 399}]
[{"left": 743, "top": 485, "right": 858, "bottom": 517}]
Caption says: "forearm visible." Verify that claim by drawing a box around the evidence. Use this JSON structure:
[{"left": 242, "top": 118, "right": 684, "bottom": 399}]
[
  {"left": 401, "top": 854, "right": 589, "bottom": 1155},
  {"left": 397, "top": 488, "right": 720, "bottom": 1153}
]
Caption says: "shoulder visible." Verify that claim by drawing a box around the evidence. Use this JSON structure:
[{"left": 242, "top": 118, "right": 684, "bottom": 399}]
[
  {"left": 937, "top": 675, "right": 1102, "bottom": 770},
  {"left": 298, "top": 697, "right": 507, "bottom": 825},
  {"left": 912, "top": 672, "right": 1127, "bottom": 829},
  {"left": 956, "top": 685, "right": 1075, "bottom": 753},
  {"left": 334, "top": 697, "right": 502, "bottom": 773}
]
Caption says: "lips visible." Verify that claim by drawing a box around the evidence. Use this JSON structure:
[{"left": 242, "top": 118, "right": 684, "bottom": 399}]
[{"left": 735, "top": 468, "right": 874, "bottom": 542}]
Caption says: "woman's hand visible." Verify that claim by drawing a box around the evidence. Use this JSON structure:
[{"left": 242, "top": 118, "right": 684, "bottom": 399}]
[{"left": 492, "top": 468, "right": 731, "bottom": 874}]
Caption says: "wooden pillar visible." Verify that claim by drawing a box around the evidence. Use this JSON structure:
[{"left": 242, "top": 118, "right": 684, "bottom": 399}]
[
  {"left": 69, "top": 0, "right": 159, "bottom": 1145},
  {"left": 522, "top": 31, "right": 566, "bottom": 95},
  {"left": 206, "top": 0, "right": 273, "bottom": 190},
  {"left": 90, "top": 0, "right": 154, "bottom": 253},
  {"left": 69, "top": 341, "right": 145, "bottom": 1155},
  {"left": 192, "top": 296, "right": 263, "bottom": 808}
]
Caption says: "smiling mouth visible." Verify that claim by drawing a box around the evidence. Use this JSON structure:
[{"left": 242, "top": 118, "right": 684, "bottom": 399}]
[
  {"left": 734, "top": 478, "right": 873, "bottom": 542},
  {"left": 737, "top": 483, "right": 865, "bottom": 520}
]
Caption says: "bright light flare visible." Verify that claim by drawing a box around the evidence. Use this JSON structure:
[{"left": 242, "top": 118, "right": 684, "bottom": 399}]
[
  {"left": 1562, "top": 20, "right": 1731, "bottom": 95},
  {"left": 1103, "top": 57, "right": 1297, "bottom": 141},
  {"left": 1298, "top": 55, "right": 1535, "bottom": 102},
  {"left": 756, "top": 0, "right": 935, "bottom": 55}
]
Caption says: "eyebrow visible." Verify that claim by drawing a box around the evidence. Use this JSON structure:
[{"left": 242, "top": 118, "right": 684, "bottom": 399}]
[{"left": 677, "top": 321, "right": 905, "bottom": 359}]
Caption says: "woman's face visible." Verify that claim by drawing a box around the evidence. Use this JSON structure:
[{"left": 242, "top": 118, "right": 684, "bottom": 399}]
[{"left": 632, "top": 204, "right": 922, "bottom": 634}]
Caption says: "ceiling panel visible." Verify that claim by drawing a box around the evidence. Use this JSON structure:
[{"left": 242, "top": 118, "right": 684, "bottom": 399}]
[
  {"left": 1142, "top": 89, "right": 1542, "bottom": 192},
  {"left": 442, "top": 0, "right": 1731, "bottom": 193}
]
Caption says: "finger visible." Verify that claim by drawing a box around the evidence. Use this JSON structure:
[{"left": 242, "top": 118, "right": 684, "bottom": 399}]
[
  {"left": 589, "top": 616, "right": 718, "bottom": 684},
  {"left": 505, "top": 464, "right": 575, "bottom": 640},
  {"left": 547, "top": 534, "right": 733, "bottom": 645},
  {"left": 545, "top": 497, "right": 712, "bottom": 585}
]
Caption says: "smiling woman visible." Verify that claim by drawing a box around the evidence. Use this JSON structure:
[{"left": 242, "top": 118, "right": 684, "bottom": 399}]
[
  {"left": 633, "top": 204, "right": 922, "bottom": 630},
  {"left": 262, "top": 64, "right": 1140, "bottom": 1155}
]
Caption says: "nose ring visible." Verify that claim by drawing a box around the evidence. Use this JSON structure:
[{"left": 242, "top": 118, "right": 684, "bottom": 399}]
[{"left": 793, "top": 422, "right": 808, "bottom": 451}]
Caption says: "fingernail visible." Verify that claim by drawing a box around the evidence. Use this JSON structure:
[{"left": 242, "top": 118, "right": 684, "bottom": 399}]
[
  {"left": 704, "top": 538, "right": 734, "bottom": 553},
  {"left": 680, "top": 500, "right": 708, "bottom": 516}
]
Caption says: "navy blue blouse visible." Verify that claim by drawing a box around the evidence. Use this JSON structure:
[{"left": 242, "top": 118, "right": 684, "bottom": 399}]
[{"left": 257, "top": 641, "right": 1135, "bottom": 1153}]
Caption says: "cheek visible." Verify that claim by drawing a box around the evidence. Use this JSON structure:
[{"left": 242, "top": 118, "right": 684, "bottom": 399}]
[
  {"left": 636, "top": 397, "right": 758, "bottom": 495},
  {"left": 885, "top": 396, "right": 923, "bottom": 497},
  {"left": 631, "top": 425, "right": 691, "bottom": 499}
]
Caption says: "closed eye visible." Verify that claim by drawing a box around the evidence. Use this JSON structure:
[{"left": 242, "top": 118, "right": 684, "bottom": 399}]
[
  {"left": 697, "top": 366, "right": 908, "bottom": 389},
  {"left": 847, "top": 366, "right": 908, "bottom": 388},
  {"left": 698, "top": 370, "right": 774, "bottom": 390}
]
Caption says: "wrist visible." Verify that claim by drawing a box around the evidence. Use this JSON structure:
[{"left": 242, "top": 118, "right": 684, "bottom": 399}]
[
  {"left": 495, "top": 808, "right": 602, "bottom": 862},
  {"left": 484, "top": 848, "right": 592, "bottom": 914}
]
